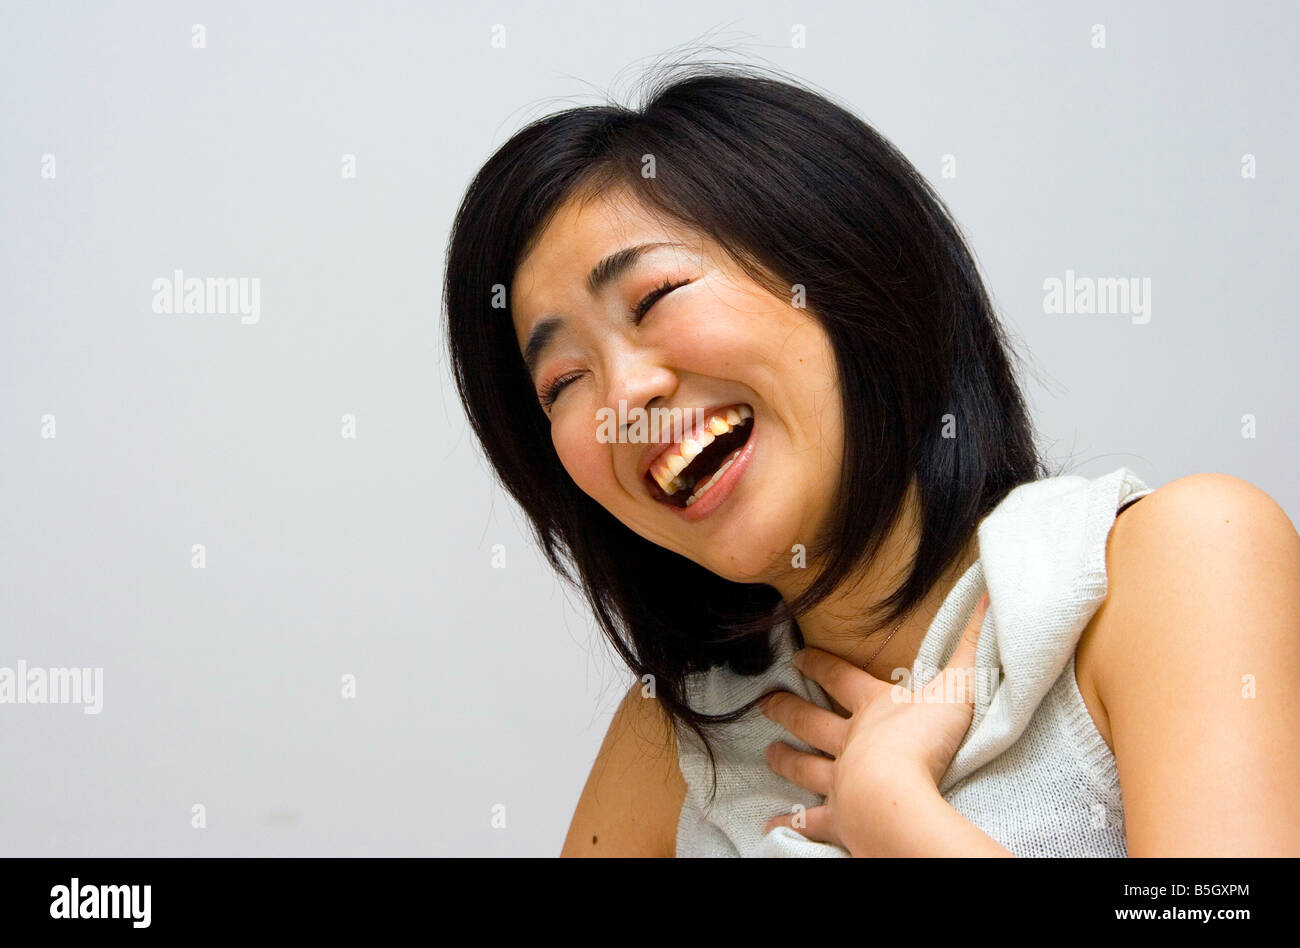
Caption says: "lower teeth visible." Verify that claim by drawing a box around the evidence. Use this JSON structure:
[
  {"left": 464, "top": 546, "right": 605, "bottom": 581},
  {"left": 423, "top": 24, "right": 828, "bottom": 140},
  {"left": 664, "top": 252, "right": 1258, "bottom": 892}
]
[{"left": 684, "top": 450, "right": 742, "bottom": 506}]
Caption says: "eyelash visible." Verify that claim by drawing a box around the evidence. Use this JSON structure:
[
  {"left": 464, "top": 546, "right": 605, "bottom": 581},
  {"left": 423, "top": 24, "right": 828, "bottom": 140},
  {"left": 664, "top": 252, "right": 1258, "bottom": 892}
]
[
  {"left": 538, "top": 277, "right": 691, "bottom": 411},
  {"left": 539, "top": 371, "right": 581, "bottom": 410},
  {"left": 634, "top": 276, "right": 690, "bottom": 323}
]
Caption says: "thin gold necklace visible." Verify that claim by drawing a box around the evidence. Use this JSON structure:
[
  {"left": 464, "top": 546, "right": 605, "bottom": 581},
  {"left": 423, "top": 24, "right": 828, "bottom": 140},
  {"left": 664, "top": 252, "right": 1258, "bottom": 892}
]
[{"left": 861, "top": 614, "right": 911, "bottom": 671}]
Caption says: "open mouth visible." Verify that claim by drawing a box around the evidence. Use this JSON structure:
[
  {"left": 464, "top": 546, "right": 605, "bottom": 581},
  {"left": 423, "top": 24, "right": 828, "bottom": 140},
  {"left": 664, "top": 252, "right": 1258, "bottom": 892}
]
[{"left": 644, "top": 405, "right": 754, "bottom": 508}]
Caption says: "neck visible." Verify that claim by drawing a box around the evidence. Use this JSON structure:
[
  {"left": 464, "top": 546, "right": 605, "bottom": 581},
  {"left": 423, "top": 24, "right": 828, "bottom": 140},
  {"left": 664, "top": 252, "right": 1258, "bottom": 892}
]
[{"left": 771, "top": 482, "right": 980, "bottom": 700}]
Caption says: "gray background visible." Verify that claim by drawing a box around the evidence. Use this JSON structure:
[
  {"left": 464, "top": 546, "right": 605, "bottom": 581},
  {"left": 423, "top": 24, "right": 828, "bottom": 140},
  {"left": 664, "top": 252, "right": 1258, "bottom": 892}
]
[{"left": 0, "top": 1, "right": 1294, "bottom": 855}]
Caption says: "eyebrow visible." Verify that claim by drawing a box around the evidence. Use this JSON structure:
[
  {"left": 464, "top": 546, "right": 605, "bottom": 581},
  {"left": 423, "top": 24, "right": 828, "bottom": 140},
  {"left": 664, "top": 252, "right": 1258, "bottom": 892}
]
[{"left": 521, "top": 241, "right": 681, "bottom": 378}]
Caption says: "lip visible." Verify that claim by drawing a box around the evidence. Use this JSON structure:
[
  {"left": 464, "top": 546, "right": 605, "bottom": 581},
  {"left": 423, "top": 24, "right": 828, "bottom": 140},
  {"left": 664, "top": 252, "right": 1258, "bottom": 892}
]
[
  {"left": 669, "top": 416, "right": 757, "bottom": 522},
  {"left": 635, "top": 402, "right": 753, "bottom": 483}
]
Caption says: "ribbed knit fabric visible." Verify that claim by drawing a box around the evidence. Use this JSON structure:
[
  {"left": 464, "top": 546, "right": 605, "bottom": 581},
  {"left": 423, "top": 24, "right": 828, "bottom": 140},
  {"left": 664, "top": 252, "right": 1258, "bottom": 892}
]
[{"left": 674, "top": 466, "right": 1152, "bottom": 857}]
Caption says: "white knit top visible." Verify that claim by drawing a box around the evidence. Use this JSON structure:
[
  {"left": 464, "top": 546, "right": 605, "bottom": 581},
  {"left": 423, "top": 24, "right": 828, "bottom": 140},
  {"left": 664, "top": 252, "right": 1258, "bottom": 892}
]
[{"left": 674, "top": 466, "right": 1153, "bottom": 857}]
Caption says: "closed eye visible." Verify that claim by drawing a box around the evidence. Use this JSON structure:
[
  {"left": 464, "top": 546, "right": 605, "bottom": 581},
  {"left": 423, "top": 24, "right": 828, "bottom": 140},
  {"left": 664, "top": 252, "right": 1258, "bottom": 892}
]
[
  {"left": 634, "top": 277, "right": 691, "bottom": 323},
  {"left": 538, "top": 371, "right": 582, "bottom": 410}
]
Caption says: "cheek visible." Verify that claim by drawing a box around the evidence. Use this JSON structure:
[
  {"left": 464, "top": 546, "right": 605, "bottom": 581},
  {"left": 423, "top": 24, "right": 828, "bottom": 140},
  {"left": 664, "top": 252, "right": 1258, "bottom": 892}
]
[
  {"left": 673, "top": 284, "right": 833, "bottom": 381},
  {"left": 551, "top": 416, "right": 613, "bottom": 497}
]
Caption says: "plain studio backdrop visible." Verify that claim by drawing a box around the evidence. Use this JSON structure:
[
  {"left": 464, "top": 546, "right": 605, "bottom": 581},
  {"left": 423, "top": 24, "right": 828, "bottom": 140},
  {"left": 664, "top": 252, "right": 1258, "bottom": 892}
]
[{"left": 0, "top": 1, "right": 1295, "bottom": 856}]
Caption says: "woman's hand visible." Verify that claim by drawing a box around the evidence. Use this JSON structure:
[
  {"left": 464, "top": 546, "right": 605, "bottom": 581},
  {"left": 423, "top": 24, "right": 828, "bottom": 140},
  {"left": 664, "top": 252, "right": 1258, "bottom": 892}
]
[{"left": 758, "top": 591, "right": 1003, "bottom": 856}]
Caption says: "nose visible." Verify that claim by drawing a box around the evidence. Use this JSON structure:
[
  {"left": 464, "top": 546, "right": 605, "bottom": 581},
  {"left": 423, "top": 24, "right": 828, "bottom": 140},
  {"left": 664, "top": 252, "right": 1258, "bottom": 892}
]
[{"left": 603, "top": 349, "right": 676, "bottom": 439}]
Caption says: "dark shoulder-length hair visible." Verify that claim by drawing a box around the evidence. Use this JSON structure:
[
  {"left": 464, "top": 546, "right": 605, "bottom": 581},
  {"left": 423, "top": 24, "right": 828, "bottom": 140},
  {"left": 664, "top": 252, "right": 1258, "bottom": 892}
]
[{"left": 442, "top": 62, "right": 1044, "bottom": 796}]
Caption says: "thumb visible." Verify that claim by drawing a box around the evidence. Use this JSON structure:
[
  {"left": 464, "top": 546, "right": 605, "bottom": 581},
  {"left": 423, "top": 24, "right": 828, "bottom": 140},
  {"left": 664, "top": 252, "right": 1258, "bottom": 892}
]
[{"left": 945, "top": 590, "right": 990, "bottom": 681}]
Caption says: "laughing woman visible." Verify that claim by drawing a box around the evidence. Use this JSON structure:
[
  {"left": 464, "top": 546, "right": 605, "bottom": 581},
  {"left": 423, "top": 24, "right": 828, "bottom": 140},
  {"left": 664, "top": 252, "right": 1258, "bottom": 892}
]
[{"left": 442, "top": 65, "right": 1300, "bottom": 857}]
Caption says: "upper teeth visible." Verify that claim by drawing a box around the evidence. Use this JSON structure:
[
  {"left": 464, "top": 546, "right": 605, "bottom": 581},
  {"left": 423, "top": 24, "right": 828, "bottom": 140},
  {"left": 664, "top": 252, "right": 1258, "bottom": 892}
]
[{"left": 649, "top": 405, "right": 752, "bottom": 494}]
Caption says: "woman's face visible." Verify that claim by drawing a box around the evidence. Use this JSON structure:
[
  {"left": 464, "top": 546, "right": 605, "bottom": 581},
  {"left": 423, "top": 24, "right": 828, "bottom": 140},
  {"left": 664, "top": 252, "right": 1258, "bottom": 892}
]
[{"left": 510, "top": 186, "right": 844, "bottom": 584}]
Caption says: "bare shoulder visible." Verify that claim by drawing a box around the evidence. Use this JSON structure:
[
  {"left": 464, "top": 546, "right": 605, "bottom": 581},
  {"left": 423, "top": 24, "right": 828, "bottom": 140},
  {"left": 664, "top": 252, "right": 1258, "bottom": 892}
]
[
  {"left": 1078, "top": 473, "right": 1300, "bottom": 700},
  {"left": 1076, "top": 473, "right": 1298, "bottom": 744},
  {"left": 1075, "top": 472, "right": 1300, "bottom": 854},
  {"left": 1076, "top": 473, "right": 1300, "bottom": 747},
  {"left": 559, "top": 679, "right": 687, "bottom": 858}
]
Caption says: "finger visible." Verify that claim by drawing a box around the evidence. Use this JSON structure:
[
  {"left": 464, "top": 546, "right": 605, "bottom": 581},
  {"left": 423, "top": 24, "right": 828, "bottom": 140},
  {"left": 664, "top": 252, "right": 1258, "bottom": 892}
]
[
  {"left": 764, "top": 740, "right": 835, "bottom": 796},
  {"left": 935, "top": 590, "right": 989, "bottom": 705},
  {"left": 792, "top": 646, "right": 891, "bottom": 708},
  {"left": 946, "top": 590, "right": 989, "bottom": 675},
  {"left": 761, "top": 803, "right": 837, "bottom": 844},
  {"left": 758, "top": 691, "right": 848, "bottom": 757}
]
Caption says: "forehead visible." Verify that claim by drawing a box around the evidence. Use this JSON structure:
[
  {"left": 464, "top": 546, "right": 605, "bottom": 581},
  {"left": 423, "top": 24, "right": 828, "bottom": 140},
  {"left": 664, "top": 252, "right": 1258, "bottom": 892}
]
[{"left": 510, "top": 188, "right": 688, "bottom": 343}]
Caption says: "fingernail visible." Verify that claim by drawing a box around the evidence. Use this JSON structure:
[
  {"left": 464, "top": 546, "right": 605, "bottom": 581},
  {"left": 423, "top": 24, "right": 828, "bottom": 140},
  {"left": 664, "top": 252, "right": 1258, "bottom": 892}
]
[{"left": 757, "top": 694, "right": 773, "bottom": 711}]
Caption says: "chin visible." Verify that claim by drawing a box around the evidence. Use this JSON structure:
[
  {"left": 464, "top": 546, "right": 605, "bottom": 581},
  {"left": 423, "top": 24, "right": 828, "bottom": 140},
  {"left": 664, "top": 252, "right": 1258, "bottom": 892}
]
[
  {"left": 694, "top": 535, "right": 789, "bottom": 585},
  {"left": 712, "top": 562, "right": 773, "bottom": 585}
]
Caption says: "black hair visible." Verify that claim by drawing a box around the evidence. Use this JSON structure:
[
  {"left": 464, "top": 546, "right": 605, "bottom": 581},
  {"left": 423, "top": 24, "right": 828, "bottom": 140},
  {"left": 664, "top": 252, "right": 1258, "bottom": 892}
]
[{"left": 442, "top": 61, "right": 1045, "bottom": 798}]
